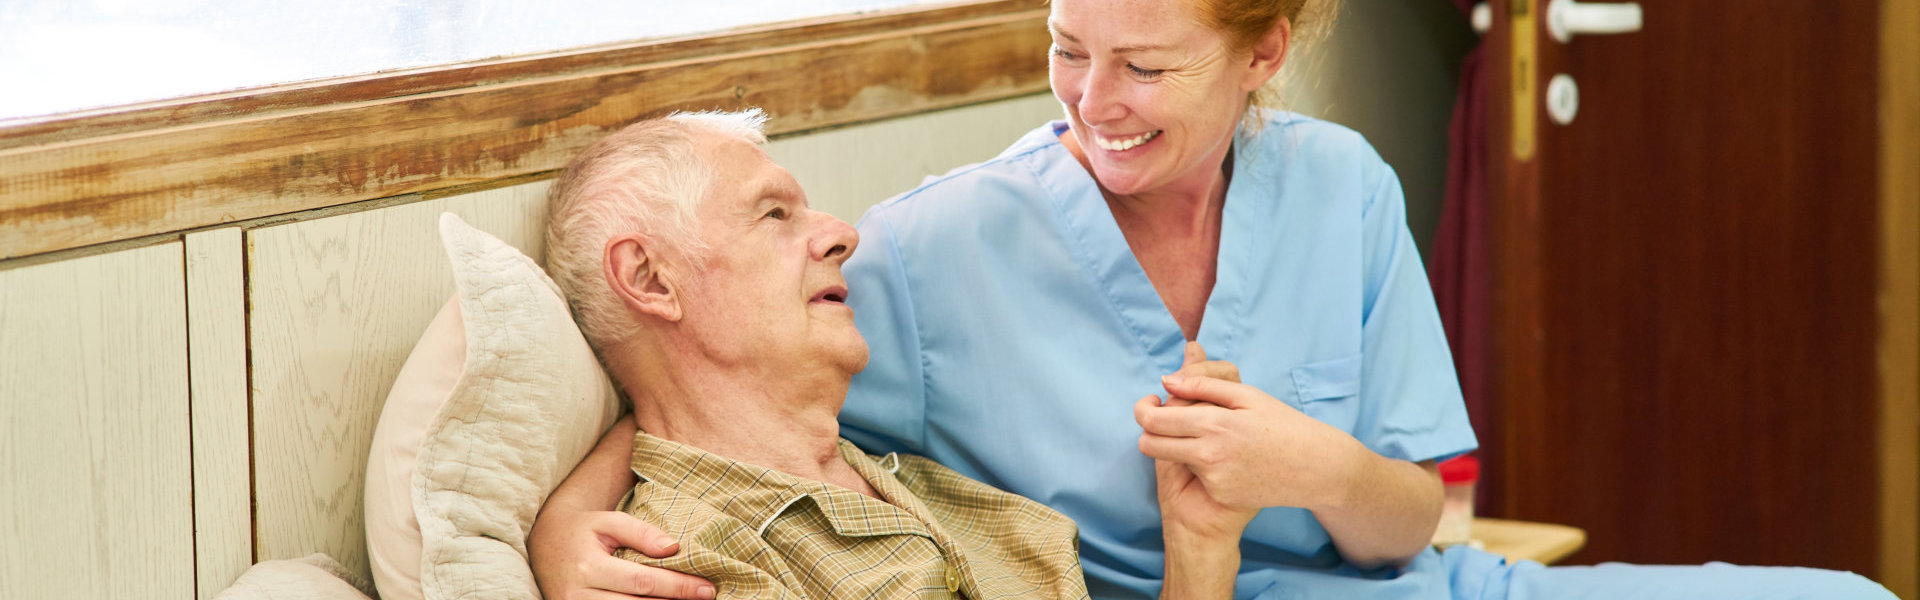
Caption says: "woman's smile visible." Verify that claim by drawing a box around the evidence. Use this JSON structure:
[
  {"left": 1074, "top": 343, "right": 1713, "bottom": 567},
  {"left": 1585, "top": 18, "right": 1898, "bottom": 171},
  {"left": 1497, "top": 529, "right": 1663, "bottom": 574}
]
[{"left": 1094, "top": 129, "right": 1163, "bottom": 152}]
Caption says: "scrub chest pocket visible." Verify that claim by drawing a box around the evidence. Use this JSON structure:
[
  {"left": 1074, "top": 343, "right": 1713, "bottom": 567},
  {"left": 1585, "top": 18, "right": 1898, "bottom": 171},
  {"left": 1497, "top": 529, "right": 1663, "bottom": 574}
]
[{"left": 1289, "top": 354, "right": 1363, "bottom": 429}]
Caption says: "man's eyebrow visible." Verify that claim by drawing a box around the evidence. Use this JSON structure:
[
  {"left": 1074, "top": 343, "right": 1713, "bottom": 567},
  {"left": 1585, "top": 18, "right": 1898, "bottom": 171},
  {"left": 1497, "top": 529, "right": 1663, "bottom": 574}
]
[{"left": 1047, "top": 21, "right": 1167, "bottom": 54}]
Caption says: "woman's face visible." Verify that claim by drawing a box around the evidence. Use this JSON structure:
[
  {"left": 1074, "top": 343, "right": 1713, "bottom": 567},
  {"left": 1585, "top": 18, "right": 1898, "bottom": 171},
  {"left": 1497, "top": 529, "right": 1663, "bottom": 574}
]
[{"left": 1048, "top": 0, "right": 1267, "bottom": 198}]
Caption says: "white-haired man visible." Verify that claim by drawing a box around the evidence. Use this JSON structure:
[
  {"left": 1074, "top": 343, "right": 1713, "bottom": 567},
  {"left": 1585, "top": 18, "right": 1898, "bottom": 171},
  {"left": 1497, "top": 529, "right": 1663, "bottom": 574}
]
[{"left": 537, "top": 110, "right": 1090, "bottom": 599}]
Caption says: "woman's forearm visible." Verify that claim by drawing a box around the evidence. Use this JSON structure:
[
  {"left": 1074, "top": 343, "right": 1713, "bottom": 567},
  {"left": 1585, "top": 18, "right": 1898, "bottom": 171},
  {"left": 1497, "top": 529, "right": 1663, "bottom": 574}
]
[
  {"left": 546, "top": 415, "right": 641, "bottom": 514},
  {"left": 1313, "top": 446, "right": 1442, "bottom": 570}
]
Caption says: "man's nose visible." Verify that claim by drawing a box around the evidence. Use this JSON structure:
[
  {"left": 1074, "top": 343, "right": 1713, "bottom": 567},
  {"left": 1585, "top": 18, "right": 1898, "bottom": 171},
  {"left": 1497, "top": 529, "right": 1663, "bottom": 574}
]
[{"left": 811, "top": 211, "right": 858, "bottom": 263}]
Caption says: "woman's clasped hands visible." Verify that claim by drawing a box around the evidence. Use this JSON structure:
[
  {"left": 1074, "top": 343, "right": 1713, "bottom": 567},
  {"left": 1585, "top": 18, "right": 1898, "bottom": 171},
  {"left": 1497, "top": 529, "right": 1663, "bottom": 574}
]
[{"left": 1133, "top": 342, "right": 1368, "bottom": 527}]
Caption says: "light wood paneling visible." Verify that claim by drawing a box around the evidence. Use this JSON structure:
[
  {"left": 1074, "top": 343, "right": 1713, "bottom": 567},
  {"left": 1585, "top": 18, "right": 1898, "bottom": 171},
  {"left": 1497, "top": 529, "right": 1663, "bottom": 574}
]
[
  {"left": 0, "top": 242, "right": 192, "bottom": 599},
  {"left": 247, "top": 182, "right": 549, "bottom": 583},
  {"left": 187, "top": 228, "right": 252, "bottom": 599},
  {"left": 1881, "top": 0, "right": 1920, "bottom": 597},
  {"left": 766, "top": 93, "right": 1061, "bottom": 222},
  {"left": 0, "top": 5, "right": 1050, "bottom": 261}
]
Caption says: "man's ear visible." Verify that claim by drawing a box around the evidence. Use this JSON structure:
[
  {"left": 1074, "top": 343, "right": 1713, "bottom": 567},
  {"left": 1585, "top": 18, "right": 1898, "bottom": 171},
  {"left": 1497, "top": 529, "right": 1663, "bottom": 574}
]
[
  {"left": 604, "top": 233, "right": 683, "bottom": 322},
  {"left": 1241, "top": 17, "right": 1291, "bottom": 93}
]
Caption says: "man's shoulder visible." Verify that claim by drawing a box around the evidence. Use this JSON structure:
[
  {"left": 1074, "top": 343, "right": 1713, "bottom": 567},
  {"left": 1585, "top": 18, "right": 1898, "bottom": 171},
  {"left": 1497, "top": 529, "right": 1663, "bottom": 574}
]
[{"left": 888, "top": 453, "right": 1077, "bottom": 537}]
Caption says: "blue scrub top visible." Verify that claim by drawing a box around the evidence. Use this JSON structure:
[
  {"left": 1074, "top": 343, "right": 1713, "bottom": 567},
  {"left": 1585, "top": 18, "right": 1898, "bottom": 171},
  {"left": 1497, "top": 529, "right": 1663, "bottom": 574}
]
[{"left": 838, "top": 112, "right": 1479, "bottom": 600}]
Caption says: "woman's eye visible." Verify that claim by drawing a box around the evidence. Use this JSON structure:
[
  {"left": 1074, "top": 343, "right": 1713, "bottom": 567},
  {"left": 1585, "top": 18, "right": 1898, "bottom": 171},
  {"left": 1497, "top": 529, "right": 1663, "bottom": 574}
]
[
  {"left": 764, "top": 207, "right": 788, "bottom": 220},
  {"left": 1050, "top": 45, "right": 1084, "bottom": 63},
  {"left": 1127, "top": 64, "right": 1165, "bottom": 79}
]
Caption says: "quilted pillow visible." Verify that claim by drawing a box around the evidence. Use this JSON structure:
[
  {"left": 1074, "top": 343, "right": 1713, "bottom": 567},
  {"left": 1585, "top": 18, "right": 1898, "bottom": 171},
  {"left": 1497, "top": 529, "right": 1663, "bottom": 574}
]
[{"left": 365, "top": 212, "right": 622, "bottom": 600}]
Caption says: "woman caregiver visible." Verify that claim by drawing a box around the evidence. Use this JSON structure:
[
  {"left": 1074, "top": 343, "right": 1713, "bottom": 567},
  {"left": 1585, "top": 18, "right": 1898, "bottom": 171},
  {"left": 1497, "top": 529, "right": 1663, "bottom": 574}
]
[{"left": 527, "top": 0, "right": 1893, "bottom": 597}]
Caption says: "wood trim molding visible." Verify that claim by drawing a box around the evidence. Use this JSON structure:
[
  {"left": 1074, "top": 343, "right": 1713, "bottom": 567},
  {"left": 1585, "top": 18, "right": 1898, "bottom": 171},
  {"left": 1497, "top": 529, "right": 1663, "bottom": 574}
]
[
  {"left": 1879, "top": 0, "right": 1919, "bottom": 596},
  {"left": 0, "top": 0, "right": 1050, "bottom": 260}
]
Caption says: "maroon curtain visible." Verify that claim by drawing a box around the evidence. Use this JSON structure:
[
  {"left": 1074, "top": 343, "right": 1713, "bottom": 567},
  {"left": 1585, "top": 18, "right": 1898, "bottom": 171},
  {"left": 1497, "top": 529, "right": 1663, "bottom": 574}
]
[{"left": 1429, "top": 0, "right": 1496, "bottom": 515}]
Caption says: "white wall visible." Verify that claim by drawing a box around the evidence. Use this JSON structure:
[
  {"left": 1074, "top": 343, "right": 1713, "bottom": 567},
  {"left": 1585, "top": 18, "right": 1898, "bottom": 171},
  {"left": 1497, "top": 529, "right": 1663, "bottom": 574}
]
[{"left": 766, "top": 94, "right": 1064, "bottom": 224}]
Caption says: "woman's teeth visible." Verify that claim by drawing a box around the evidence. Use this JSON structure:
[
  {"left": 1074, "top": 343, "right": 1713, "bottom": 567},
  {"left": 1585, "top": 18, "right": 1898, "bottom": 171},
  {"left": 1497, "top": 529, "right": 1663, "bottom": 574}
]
[{"left": 1096, "top": 130, "right": 1161, "bottom": 151}]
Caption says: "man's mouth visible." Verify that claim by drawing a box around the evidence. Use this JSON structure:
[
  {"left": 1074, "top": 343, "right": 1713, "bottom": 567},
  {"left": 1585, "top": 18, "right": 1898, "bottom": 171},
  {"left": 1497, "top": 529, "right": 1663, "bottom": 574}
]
[{"left": 810, "top": 285, "right": 849, "bottom": 305}]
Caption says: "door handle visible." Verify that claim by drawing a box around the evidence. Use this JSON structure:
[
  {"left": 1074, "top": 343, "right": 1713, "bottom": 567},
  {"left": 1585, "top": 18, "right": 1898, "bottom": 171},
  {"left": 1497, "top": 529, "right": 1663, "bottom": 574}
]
[{"left": 1547, "top": 0, "right": 1643, "bottom": 43}]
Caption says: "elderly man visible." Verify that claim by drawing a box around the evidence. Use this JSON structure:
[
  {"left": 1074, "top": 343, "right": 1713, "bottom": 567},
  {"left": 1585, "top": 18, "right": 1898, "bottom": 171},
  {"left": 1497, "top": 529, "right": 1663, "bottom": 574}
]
[{"left": 537, "top": 110, "right": 1089, "bottom": 599}]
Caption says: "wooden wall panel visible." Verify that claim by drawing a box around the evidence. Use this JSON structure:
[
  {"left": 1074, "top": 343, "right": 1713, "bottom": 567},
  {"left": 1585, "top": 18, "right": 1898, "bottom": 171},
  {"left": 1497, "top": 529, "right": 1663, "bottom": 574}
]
[
  {"left": 187, "top": 228, "right": 252, "bottom": 599},
  {"left": 247, "top": 182, "right": 550, "bottom": 582},
  {"left": 0, "top": 242, "right": 192, "bottom": 600}
]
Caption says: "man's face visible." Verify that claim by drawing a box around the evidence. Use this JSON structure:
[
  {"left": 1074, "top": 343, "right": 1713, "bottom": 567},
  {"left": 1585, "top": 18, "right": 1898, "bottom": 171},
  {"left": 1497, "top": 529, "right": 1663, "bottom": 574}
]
[{"left": 674, "top": 132, "right": 868, "bottom": 379}]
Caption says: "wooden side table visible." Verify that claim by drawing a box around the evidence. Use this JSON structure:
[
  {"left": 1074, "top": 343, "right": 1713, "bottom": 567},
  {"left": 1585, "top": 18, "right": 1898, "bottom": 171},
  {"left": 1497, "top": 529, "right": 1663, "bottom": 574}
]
[{"left": 1468, "top": 518, "right": 1588, "bottom": 565}]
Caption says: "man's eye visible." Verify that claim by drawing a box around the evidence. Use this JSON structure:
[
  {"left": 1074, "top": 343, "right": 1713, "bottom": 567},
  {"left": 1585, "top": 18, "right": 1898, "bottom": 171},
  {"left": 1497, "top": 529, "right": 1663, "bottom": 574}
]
[{"left": 764, "top": 207, "right": 789, "bottom": 220}]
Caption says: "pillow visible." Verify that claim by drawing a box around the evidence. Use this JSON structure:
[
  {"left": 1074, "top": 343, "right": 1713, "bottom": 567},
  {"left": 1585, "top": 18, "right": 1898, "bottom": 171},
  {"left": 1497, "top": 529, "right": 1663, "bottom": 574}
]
[
  {"left": 365, "top": 212, "right": 623, "bottom": 600},
  {"left": 215, "top": 554, "right": 375, "bottom": 600}
]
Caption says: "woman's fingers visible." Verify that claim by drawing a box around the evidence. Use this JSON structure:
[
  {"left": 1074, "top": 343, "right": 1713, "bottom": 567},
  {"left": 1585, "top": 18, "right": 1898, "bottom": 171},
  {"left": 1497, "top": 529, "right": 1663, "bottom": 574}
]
[
  {"left": 1138, "top": 431, "right": 1211, "bottom": 466},
  {"left": 1134, "top": 395, "right": 1218, "bottom": 438},
  {"left": 551, "top": 511, "right": 714, "bottom": 600},
  {"left": 1176, "top": 341, "right": 1240, "bottom": 383},
  {"left": 592, "top": 512, "right": 681, "bottom": 558},
  {"left": 1175, "top": 360, "right": 1242, "bottom": 385},
  {"left": 585, "top": 555, "right": 717, "bottom": 600},
  {"left": 567, "top": 588, "right": 654, "bottom": 600},
  {"left": 1161, "top": 373, "right": 1265, "bottom": 410}
]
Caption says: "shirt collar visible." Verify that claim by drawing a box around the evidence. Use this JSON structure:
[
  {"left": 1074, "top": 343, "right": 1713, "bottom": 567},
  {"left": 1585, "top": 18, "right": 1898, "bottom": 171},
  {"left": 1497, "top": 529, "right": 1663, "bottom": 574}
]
[{"left": 628, "top": 432, "right": 935, "bottom": 540}]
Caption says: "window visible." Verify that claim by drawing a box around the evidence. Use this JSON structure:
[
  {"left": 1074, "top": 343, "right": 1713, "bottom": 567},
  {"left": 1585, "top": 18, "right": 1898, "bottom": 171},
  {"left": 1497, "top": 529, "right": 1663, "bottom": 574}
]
[{"left": 0, "top": 0, "right": 943, "bottom": 121}]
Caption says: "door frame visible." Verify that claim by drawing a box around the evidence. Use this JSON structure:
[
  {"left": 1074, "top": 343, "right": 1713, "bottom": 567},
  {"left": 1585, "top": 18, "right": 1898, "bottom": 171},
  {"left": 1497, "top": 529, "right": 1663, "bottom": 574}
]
[{"left": 1878, "top": 0, "right": 1919, "bottom": 596}]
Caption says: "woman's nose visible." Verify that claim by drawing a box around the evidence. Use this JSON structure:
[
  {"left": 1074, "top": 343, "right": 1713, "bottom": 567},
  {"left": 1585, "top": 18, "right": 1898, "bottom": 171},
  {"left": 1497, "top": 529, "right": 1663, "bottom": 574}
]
[{"left": 1076, "top": 67, "right": 1126, "bottom": 125}]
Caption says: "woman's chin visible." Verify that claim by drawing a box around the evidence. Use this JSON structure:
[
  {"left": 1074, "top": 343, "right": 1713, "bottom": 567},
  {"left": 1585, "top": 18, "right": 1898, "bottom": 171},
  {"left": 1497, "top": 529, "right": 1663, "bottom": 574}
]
[{"left": 1090, "top": 167, "right": 1157, "bottom": 197}]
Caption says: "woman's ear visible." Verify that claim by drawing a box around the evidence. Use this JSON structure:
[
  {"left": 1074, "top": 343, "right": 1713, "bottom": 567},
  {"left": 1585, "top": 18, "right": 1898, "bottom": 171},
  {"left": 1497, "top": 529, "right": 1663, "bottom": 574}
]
[
  {"left": 1241, "top": 17, "right": 1292, "bottom": 93},
  {"left": 604, "top": 233, "right": 683, "bottom": 322}
]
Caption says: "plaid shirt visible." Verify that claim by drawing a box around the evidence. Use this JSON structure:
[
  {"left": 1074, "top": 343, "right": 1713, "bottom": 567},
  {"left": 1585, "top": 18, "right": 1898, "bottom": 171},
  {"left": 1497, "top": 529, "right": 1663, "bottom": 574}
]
[{"left": 614, "top": 433, "right": 1088, "bottom": 599}]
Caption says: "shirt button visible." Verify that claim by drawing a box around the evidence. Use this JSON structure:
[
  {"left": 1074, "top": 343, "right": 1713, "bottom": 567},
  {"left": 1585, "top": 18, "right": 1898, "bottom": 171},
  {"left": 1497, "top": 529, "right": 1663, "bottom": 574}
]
[{"left": 944, "top": 565, "right": 961, "bottom": 592}]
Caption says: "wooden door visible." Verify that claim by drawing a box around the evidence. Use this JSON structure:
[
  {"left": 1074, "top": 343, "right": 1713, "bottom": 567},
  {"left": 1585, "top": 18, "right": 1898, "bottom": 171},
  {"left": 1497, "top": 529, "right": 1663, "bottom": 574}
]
[{"left": 1485, "top": 0, "right": 1882, "bottom": 576}]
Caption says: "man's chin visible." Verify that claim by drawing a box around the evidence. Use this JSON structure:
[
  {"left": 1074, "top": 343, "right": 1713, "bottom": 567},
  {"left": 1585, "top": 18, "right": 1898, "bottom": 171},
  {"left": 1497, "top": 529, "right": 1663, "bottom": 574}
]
[{"left": 834, "top": 340, "right": 871, "bottom": 376}]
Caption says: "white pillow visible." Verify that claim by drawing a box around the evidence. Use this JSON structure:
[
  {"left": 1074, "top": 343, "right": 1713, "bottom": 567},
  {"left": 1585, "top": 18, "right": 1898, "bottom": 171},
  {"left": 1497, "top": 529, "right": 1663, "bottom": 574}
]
[{"left": 365, "top": 212, "right": 623, "bottom": 600}]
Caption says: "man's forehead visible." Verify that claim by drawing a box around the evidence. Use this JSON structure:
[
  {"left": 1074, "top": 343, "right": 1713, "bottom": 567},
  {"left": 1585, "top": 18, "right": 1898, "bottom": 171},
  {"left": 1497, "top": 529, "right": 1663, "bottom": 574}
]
[{"left": 693, "top": 133, "right": 798, "bottom": 211}]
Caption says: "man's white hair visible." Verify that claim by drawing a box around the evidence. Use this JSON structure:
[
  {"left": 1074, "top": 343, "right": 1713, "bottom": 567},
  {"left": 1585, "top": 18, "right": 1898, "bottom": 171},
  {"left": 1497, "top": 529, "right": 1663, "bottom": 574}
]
[{"left": 544, "top": 108, "right": 770, "bottom": 356}]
